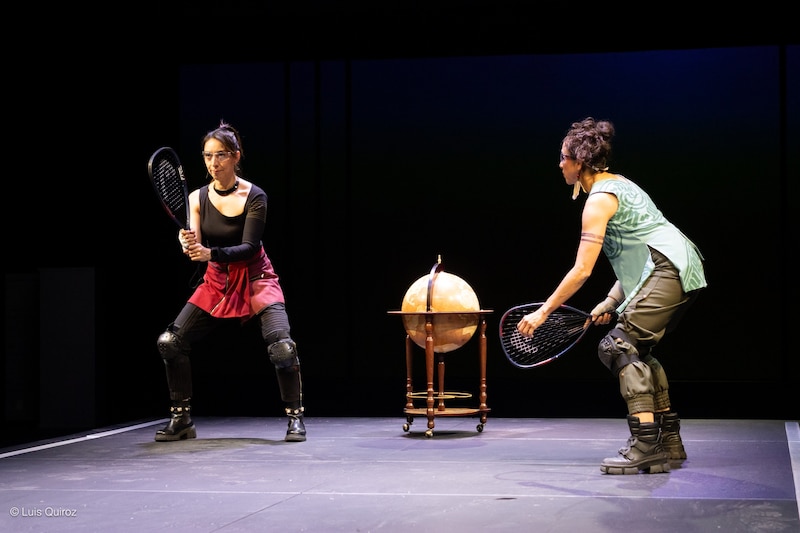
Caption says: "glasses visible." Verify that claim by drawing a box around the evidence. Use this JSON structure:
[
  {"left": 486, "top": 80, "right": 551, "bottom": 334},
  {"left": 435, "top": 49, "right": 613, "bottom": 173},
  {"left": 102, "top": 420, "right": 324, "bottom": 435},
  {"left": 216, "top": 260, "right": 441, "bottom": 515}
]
[
  {"left": 202, "top": 151, "right": 233, "bottom": 161},
  {"left": 559, "top": 153, "right": 575, "bottom": 162}
]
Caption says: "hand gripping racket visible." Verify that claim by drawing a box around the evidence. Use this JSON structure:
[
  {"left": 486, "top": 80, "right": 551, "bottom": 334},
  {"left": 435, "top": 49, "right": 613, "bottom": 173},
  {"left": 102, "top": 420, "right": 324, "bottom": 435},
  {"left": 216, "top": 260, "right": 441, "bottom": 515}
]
[
  {"left": 147, "top": 147, "right": 190, "bottom": 229},
  {"left": 499, "top": 302, "right": 597, "bottom": 369}
]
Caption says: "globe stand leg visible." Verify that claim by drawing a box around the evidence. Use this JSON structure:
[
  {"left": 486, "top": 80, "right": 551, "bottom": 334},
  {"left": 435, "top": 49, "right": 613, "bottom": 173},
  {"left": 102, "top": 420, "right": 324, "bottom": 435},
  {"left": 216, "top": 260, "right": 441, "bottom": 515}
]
[
  {"left": 398, "top": 312, "right": 492, "bottom": 437},
  {"left": 405, "top": 335, "right": 414, "bottom": 412},
  {"left": 425, "top": 318, "right": 435, "bottom": 432}
]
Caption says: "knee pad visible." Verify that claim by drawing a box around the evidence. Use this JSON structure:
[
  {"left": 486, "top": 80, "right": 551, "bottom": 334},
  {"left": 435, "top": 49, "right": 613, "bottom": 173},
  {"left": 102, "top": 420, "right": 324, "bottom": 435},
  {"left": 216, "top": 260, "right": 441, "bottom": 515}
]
[
  {"left": 264, "top": 328, "right": 291, "bottom": 346},
  {"left": 268, "top": 339, "right": 299, "bottom": 369},
  {"left": 598, "top": 328, "right": 641, "bottom": 374},
  {"left": 157, "top": 330, "right": 189, "bottom": 361}
]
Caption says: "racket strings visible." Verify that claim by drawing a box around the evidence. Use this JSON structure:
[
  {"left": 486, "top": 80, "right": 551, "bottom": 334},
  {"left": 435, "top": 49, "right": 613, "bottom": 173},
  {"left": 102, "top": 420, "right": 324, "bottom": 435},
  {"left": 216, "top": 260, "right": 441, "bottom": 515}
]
[
  {"left": 149, "top": 150, "right": 189, "bottom": 228},
  {"left": 500, "top": 308, "right": 588, "bottom": 368},
  {"left": 153, "top": 159, "right": 186, "bottom": 214}
]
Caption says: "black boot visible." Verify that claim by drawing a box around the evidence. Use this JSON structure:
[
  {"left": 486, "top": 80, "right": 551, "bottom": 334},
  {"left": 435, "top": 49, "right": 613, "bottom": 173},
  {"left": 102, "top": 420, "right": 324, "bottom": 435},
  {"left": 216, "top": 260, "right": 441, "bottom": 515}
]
[
  {"left": 285, "top": 406, "right": 306, "bottom": 442},
  {"left": 659, "top": 411, "right": 687, "bottom": 463},
  {"left": 155, "top": 400, "right": 196, "bottom": 442},
  {"left": 600, "top": 415, "right": 670, "bottom": 474}
]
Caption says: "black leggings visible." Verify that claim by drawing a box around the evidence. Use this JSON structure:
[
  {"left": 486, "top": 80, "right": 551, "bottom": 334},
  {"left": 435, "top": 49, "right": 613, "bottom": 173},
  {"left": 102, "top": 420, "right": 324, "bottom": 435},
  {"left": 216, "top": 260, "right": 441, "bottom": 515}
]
[
  {"left": 170, "top": 302, "right": 292, "bottom": 346},
  {"left": 160, "top": 302, "right": 301, "bottom": 404}
]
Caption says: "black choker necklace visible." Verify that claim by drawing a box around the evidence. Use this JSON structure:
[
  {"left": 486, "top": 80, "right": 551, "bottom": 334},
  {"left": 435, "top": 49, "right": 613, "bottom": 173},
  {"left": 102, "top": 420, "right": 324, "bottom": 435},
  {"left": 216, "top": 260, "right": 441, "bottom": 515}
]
[{"left": 213, "top": 180, "right": 239, "bottom": 196}]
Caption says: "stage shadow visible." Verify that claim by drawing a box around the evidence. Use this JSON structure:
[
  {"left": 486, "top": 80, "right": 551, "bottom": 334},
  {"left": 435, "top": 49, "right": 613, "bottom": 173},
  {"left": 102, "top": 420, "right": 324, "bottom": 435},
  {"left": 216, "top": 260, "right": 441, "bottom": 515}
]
[{"left": 136, "top": 437, "right": 284, "bottom": 454}]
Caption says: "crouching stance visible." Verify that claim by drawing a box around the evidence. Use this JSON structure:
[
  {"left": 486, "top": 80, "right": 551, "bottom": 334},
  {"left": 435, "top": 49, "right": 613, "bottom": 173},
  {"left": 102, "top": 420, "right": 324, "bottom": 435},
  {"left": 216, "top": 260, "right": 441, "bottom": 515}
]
[
  {"left": 154, "top": 121, "right": 307, "bottom": 443},
  {"left": 156, "top": 303, "right": 306, "bottom": 443},
  {"left": 597, "top": 327, "right": 678, "bottom": 474},
  {"left": 515, "top": 117, "right": 705, "bottom": 475}
]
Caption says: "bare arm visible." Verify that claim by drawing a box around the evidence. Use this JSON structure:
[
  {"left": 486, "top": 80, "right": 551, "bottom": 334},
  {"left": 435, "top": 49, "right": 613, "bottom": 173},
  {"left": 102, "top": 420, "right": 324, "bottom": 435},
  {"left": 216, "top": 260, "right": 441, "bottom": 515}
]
[{"left": 517, "top": 191, "right": 618, "bottom": 336}]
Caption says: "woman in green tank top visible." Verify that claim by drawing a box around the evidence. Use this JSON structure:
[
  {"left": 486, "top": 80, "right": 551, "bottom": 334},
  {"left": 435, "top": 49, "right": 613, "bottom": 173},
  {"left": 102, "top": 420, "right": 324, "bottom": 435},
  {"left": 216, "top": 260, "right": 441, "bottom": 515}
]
[{"left": 516, "top": 117, "right": 706, "bottom": 475}]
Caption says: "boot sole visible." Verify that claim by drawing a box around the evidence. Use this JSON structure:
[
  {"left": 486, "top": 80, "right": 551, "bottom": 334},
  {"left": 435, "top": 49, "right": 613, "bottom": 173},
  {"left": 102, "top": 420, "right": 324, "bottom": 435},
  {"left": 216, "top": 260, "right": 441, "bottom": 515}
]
[
  {"left": 665, "top": 449, "right": 687, "bottom": 461},
  {"left": 667, "top": 457, "right": 687, "bottom": 469},
  {"left": 155, "top": 426, "right": 197, "bottom": 442},
  {"left": 600, "top": 460, "right": 670, "bottom": 475},
  {"left": 285, "top": 433, "right": 306, "bottom": 442}
]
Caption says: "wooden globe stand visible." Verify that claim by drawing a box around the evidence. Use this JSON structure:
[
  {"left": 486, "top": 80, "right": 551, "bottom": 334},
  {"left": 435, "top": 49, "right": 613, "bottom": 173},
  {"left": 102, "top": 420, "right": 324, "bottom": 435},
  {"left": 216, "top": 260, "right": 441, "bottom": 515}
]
[
  {"left": 388, "top": 310, "right": 493, "bottom": 437},
  {"left": 388, "top": 258, "right": 492, "bottom": 437}
]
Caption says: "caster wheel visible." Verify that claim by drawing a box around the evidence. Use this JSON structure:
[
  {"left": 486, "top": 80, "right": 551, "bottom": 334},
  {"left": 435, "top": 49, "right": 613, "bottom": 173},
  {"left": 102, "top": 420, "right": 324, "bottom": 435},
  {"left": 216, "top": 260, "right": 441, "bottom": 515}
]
[
  {"left": 403, "top": 423, "right": 410, "bottom": 432},
  {"left": 477, "top": 424, "right": 484, "bottom": 432},
  {"left": 425, "top": 429, "right": 433, "bottom": 438}
]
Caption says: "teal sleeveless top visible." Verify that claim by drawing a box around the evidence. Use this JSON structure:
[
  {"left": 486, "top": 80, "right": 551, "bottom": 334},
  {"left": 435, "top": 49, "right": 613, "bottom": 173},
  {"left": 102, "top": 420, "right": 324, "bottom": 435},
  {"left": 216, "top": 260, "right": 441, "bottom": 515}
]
[{"left": 589, "top": 176, "right": 706, "bottom": 312}]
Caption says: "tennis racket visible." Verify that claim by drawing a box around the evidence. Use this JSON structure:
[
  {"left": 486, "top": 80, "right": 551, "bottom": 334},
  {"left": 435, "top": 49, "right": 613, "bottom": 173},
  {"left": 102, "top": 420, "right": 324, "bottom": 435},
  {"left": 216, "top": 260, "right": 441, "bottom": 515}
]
[
  {"left": 499, "top": 302, "right": 597, "bottom": 369},
  {"left": 147, "top": 147, "right": 189, "bottom": 229}
]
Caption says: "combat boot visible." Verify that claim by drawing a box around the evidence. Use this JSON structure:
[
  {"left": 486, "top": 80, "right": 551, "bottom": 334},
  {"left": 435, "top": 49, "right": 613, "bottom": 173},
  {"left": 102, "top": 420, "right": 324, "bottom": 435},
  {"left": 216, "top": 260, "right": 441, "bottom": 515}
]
[
  {"left": 659, "top": 411, "right": 687, "bottom": 463},
  {"left": 600, "top": 415, "right": 670, "bottom": 474},
  {"left": 285, "top": 406, "right": 306, "bottom": 442},
  {"left": 155, "top": 400, "right": 196, "bottom": 442}
]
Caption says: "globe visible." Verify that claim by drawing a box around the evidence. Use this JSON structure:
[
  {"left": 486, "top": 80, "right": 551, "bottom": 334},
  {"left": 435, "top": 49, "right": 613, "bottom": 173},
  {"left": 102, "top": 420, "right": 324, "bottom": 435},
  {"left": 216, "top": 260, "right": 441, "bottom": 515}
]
[{"left": 401, "top": 270, "right": 481, "bottom": 353}]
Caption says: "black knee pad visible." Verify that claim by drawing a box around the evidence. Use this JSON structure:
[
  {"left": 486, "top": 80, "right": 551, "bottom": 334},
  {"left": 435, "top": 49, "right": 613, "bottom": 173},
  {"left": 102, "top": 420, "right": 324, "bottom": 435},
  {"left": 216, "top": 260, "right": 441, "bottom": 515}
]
[
  {"left": 268, "top": 339, "right": 299, "bottom": 369},
  {"left": 598, "top": 328, "right": 641, "bottom": 375},
  {"left": 157, "top": 330, "right": 189, "bottom": 361},
  {"left": 264, "top": 328, "right": 291, "bottom": 346}
]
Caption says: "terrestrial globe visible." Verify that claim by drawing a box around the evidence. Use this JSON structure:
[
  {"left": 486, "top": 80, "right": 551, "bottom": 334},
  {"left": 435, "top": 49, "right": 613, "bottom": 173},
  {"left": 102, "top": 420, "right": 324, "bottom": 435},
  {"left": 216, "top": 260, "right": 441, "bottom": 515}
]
[{"left": 401, "top": 271, "right": 480, "bottom": 353}]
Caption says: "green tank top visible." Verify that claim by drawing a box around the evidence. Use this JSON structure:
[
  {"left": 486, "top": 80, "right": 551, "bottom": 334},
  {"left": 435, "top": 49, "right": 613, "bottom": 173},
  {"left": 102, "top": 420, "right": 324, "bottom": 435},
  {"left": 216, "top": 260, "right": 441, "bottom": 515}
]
[{"left": 590, "top": 176, "right": 707, "bottom": 311}]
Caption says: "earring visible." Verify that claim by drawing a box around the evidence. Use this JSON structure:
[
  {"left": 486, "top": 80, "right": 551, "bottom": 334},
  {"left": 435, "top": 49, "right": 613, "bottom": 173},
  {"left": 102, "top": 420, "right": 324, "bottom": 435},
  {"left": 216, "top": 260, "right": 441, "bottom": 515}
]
[{"left": 572, "top": 182, "right": 581, "bottom": 200}]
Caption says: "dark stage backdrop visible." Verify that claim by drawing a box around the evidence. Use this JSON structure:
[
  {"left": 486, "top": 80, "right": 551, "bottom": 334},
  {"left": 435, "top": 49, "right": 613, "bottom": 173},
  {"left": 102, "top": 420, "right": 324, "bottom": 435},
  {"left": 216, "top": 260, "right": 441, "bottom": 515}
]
[
  {"left": 3, "top": 43, "right": 798, "bottom": 446},
  {"left": 168, "top": 46, "right": 798, "bottom": 417}
]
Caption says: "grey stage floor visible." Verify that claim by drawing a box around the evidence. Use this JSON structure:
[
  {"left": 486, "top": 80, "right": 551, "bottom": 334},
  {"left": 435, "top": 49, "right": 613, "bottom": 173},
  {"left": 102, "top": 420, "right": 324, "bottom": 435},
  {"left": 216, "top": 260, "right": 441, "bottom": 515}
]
[{"left": 1, "top": 416, "right": 798, "bottom": 532}]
